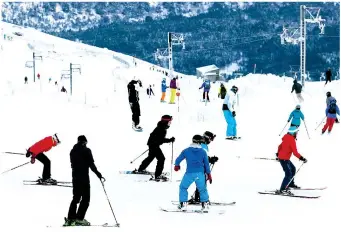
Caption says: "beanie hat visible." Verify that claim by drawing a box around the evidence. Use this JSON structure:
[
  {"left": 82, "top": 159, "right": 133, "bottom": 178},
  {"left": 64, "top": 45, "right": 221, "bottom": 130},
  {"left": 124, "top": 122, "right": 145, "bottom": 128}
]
[
  {"left": 161, "top": 115, "right": 172, "bottom": 122},
  {"left": 326, "top": 92, "right": 331, "bottom": 97},
  {"left": 192, "top": 135, "right": 204, "bottom": 144},
  {"left": 78, "top": 135, "right": 87, "bottom": 143},
  {"left": 288, "top": 126, "right": 299, "bottom": 134}
]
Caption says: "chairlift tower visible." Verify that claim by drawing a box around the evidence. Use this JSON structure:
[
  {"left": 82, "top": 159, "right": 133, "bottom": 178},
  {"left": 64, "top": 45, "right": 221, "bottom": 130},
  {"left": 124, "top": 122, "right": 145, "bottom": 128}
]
[
  {"left": 168, "top": 32, "right": 185, "bottom": 78},
  {"left": 281, "top": 6, "right": 325, "bottom": 87}
]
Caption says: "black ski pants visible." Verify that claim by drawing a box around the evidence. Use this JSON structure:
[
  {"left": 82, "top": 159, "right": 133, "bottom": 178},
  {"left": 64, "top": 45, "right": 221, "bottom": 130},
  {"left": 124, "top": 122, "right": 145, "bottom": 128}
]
[
  {"left": 203, "top": 92, "right": 210, "bottom": 101},
  {"left": 67, "top": 181, "right": 91, "bottom": 220},
  {"left": 130, "top": 102, "right": 141, "bottom": 126},
  {"left": 138, "top": 146, "right": 165, "bottom": 177},
  {"left": 35, "top": 153, "right": 51, "bottom": 180}
]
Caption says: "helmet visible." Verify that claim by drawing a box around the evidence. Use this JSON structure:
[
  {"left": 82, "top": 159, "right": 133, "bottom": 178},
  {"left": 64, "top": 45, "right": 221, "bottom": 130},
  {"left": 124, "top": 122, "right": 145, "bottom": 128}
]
[
  {"left": 231, "top": 85, "right": 238, "bottom": 93},
  {"left": 203, "top": 131, "right": 216, "bottom": 141},
  {"left": 288, "top": 126, "right": 299, "bottom": 135},
  {"left": 192, "top": 135, "right": 204, "bottom": 144},
  {"left": 326, "top": 92, "right": 331, "bottom": 97},
  {"left": 296, "top": 104, "right": 301, "bottom": 109}
]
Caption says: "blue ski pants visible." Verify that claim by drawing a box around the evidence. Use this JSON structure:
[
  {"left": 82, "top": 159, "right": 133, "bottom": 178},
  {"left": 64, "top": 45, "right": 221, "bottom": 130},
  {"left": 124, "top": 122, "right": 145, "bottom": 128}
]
[
  {"left": 279, "top": 160, "right": 296, "bottom": 191},
  {"left": 179, "top": 172, "right": 209, "bottom": 202},
  {"left": 223, "top": 110, "right": 237, "bottom": 137}
]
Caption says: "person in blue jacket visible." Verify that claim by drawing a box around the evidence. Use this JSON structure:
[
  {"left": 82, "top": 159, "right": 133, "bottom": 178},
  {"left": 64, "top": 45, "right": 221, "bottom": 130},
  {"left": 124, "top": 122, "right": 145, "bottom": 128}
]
[
  {"left": 190, "top": 131, "right": 218, "bottom": 204},
  {"left": 174, "top": 135, "right": 212, "bottom": 211},
  {"left": 287, "top": 105, "right": 305, "bottom": 128},
  {"left": 199, "top": 79, "right": 211, "bottom": 102},
  {"left": 160, "top": 78, "right": 168, "bottom": 102},
  {"left": 322, "top": 99, "right": 340, "bottom": 134}
]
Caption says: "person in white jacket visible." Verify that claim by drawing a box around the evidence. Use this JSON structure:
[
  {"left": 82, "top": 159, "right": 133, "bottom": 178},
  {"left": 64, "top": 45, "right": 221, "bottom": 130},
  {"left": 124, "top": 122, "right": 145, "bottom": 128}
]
[{"left": 222, "top": 86, "right": 239, "bottom": 140}]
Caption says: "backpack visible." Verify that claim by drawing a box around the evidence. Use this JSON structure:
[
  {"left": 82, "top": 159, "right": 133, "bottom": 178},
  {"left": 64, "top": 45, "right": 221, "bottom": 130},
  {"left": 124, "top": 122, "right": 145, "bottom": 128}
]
[
  {"left": 328, "top": 101, "right": 337, "bottom": 114},
  {"left": 204, "top": 82, "right": 210, "bottom": 89}
]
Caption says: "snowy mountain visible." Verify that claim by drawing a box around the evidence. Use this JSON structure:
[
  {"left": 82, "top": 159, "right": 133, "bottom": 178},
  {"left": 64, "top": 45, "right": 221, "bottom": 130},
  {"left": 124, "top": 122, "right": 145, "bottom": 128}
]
[
  {"left": 1, "top": 2, "right": 340, "bottom": 78},
  {"left": 0, "top": 21, "right": 341, "bottom": 232}
]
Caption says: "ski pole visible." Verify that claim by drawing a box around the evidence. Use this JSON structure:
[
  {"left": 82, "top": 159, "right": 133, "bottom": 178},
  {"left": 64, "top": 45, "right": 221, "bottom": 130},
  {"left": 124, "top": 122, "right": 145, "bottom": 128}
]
[
  {"left": 170, "top": 141, "right": 174, "bottom": 181},
  {"left": 285, "top": 162, "right": 305, "bottom": 189},
  {"left": 101, "top": 181, "right": 120, "bottom": 227},
  {"left": 130, "top": 149, "right": 149, "bottom": 164},
  {"left": 315, "top": 116, "right": 327, "bottom": 130},
  {"left": 279, "top": 121, "right": 289, "bottom": 136},
  {"left": 303, "top": 120, "right": 311, "bottom": 139},
  {"left": 1, "top": 162, "right": 30, "bottom": 175},
  {"left": 2, "top": 152, "right": 25, "bottom": 156}
]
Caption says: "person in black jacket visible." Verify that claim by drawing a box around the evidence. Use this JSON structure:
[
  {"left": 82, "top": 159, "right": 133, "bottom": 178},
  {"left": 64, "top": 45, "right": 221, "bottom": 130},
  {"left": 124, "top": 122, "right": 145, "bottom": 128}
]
[
  {"left": 137, "top": 115, "right": 175, "bottom": 181},
  {"left": 325, "top": 68, "right": 332, "bottom": 86},
  {"left": 291, "top": 79, "right": 304, "bottom": 102},
  {"left": 128, "top": 79, "right": 143, "bottom": 131},
  {"left": 64, "top": 135, "right": 105, "bottom": 227}
]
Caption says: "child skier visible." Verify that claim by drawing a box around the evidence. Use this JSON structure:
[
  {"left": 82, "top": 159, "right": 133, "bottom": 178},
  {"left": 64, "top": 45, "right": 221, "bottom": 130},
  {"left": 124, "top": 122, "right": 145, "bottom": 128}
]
[
  {"left": 276, "top": 127, "right": 307, "bottom": 195},
  {"left": 25, "top": 134, "right": 61, "bottom": 184},
  {"left": 174, "top": 135, "right": 212, "bottom": 212},
  {"left": 161, "top": 78, "right": 168, "bottom": 102},
  {"left": 137, "top": 115, "right": 175, "bottom": 181},
  {"left": 189, "top": 131, "right": 218, "bottom": 204},
  {"left": 322, "top": 99, "right": 340, "bottom": 134},
  {"left": 287, "top": 105, "right": 305, "bottom": 128}
]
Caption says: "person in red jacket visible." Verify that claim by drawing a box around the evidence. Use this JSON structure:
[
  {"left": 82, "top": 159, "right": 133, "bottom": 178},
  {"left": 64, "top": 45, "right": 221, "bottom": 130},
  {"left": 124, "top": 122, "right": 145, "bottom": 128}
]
[
  {"left": 276, "top": 126, "right": 307, "bottom": 195},
  {"left": 26, "top": 134, "right": 61, "bottom": 184}
]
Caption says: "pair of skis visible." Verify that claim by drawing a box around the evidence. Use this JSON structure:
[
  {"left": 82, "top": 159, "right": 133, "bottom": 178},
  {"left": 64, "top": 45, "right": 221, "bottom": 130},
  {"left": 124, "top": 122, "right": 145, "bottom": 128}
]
[
  {"left": 23, "top": 180, "right": 72, "bottom": 188},
  {"left": 259, "top": 186, "right": 326, "bottom": 199},
  {"left": 161, "top": 201, "right": 236, "bottom": 214}
]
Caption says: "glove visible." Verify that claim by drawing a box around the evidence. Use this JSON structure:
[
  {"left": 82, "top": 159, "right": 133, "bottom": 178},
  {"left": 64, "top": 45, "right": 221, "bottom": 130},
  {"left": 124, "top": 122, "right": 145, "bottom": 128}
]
[
  {"left": 174, "top": 166, "right": 180, "bottom": 171},
  {"left": 206, "top": 173, "right": 212, "bottom": 184},
  {"left": 208, "top": 156, "right": 219, "bottom": 164},
  {"left": 299, "top": 156, "right": 307, "bottom": 163},
  {"left": 30, "top": 157, "right": 35, "bottom": 164},
  {"left": 100, "top": 177, "right": 106, "bottom": 183},
  {"left": 232, "top": 111, "right": 236, "bottom": 117},
  {"left": 26, "top": 150, "right": 32, "bottom": 158},
  {"left": 169, "top": 137, "right": 175, "bottom": 143}
]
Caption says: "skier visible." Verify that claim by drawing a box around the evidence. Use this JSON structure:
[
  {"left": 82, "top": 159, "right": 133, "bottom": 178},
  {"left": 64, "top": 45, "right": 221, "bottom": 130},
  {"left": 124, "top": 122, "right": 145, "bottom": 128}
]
[
  {"left": 61, "top": 86, "right": 67, "bottom": 93},
  {"left": 161, "top": 77, "right": 168, "bottom": 102},
  {"left": 146, "top": 85, "right": 154, "bottom": 97},
  {"left": 287, "top": 105, "right": 305, "bottom": 128},
  {"left": 199, "top": 79, "right": 211, "bottom": 102},
  {"left": 325, "top": 68, "right": 332, "bottom": 86},
  {"left": 222, "top": 85, "right": 239, "bottom": 140},
  {"left": 127, "top": 79, "right": 143, "bottom": 131},
  {"left": 322, "top": 99, "right": 340, "bottom": 134},
  {"left": 190, "top": 131, "right": 218, "bottom": 204},
  {"left": 218, "top": 83, "right": 227, "bottom": 99},
  {"left": 24, "top": 76, "right": 28, "bottom": 84},
  {"left": 174, "top": 135, "right": 212, "bottom": 211},
  {"left": 276, "top": 126, "right": 307, "bottom": 195},
  {"left": 136, "top": 115, "right": 175, "bottom": 181},
  {"left": 64, "top": 135, "right": 105, "bottom": 226},
  {"left": 169, "top": 77, "right": 177, "bottom": 104},
  {"left": 326, "top": 92, "right": 339, "bottom": 123},
  {"left": 25, "top": 134, "right": 61, "bottom": 184},
  {"left": 291, "top": 79, "right": 304, "bottom": 102}
]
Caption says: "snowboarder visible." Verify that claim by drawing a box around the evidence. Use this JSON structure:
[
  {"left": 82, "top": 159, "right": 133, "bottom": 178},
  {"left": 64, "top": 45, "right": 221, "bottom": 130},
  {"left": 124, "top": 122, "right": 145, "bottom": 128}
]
[
  {"left": 161, "top": 77, "right": 168, "bottom": 102},
  {"left": 326, "top": 92, "right": 339, "bottom": 123},
  {"left": 146, "top": 85, "right": 154, "bottom": 97},
  {"left": 137, "top": 115, "right": 174, "bottom": 181},
  {"left": 218, "top": 83, "right": 227, "bottom": 99},
  {"left": 25, "top": 134, "right": 61, "bottom": 184},
  {"left": 64, "top": 135, "right": 105, "bottom": 226},
  {"left": 174, "top": 135, "right": 212, "bottom": 211},
  {"left": 325, "top": 68, "right": 332, "bottom": 86},
  {"left": 291, "top": 79, "right": 304, "bottom": 102},
  {"left": 24, "top": 76, "right": 28, "bottom": 84},
  {"left": 276, "top": 126, "right": 307, "bottom": 195},
  {"left": 287, "top": 104, "right": 305, "bottom": 128},
  {"left": 322, "top": 99, "right": 340, "bottom": 134},
  {"left": 169, "top": 78, "right": 177, "bottom": 104},
  {"left": 190, "top": 131, "right": 218, "bottom": 204},
  {"left": 199, "top": 79, "right": 211, "bottom": 102},
  {"left": 127, "top": 79, "right": 143, "bottom": 131},
  {"left": 222, "top": 85, "right": 239, "bottom": 140}
]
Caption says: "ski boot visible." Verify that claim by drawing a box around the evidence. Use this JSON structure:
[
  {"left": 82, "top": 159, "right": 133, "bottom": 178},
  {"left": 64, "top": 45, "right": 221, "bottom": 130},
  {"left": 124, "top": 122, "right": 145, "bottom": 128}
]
[
  {"left": 132, "top": 169, "right": 149, "bottom": 175},
  {"left": 275, "top": 189, "right": 294, "bottom": 196},
  {"left": 201, "top": 202, "right": 209, "bottom": 212},
  {"left": 177, "top": 202, "right": 188, "bottom": 211},
  {"left": 75, "top": 219, "right": 91, "bottom": 226},
  {"left": 154, "top": 175, "right": 169, "bottom": 182},
  {"left": 63, "top": 218, "right": 76, "bottom": 226},
  {"left": 37, "top": 178, "right": 57, "bottom": 185},
  {"left": 288, "top": 183, "right": 301, "bottom": 189}
]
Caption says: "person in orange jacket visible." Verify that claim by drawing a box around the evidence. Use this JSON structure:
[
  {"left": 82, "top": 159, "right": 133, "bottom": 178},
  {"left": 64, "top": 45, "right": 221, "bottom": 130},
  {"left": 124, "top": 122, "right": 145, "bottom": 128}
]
[
  {"left": 276, "top": 126, "right": 307, "bottom": 195},
  {"left": 26, "top": 134, "right": 61, "bottom": 184}
]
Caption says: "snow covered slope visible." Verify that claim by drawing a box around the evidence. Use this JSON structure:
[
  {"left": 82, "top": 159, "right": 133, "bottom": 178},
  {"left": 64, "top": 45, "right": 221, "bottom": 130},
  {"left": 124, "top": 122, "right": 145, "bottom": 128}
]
[{"left": 0, "top": 22, "right": 340, "bottom": 232}]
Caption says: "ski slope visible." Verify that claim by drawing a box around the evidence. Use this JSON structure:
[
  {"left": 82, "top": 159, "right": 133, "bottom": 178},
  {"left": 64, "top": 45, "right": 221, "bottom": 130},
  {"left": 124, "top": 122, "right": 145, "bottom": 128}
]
[{"left": 0, "top": 22, "right": 340, "bottom": 232}]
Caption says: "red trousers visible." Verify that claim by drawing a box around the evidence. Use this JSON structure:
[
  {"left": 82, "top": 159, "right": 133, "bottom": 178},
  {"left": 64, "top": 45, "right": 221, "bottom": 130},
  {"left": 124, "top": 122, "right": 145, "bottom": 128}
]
[{"left": 322, "top": 117, "right": 336, "bottom": 133}]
